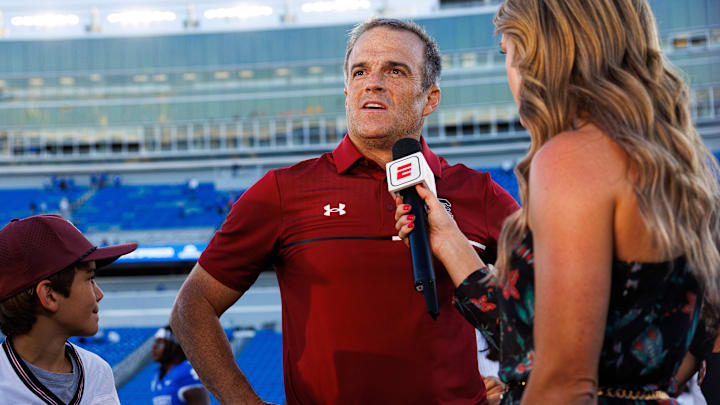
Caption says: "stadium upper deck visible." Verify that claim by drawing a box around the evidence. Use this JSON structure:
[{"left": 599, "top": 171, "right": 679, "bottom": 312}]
[{"left": 0, "top": 0, "right": 717, "bottom": 165}]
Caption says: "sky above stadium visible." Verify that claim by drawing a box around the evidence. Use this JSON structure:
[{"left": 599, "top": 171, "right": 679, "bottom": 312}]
[{"left": 0, "top": 0, "right": 464, "bottom": 39}]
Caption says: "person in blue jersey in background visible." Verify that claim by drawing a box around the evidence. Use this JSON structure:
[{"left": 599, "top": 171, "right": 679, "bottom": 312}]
[{"left": 151, "top": 326, "right": 209, "bottom": 405}]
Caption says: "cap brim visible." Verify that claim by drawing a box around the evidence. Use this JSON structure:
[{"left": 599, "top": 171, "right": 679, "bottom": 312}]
[{"left": 83, "top": 243, "right": 138, "bottom": 269}]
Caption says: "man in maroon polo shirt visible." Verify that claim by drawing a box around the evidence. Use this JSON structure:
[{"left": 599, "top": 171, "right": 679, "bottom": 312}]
[{"left": 170, "top": 18, "right": 519, "bottom": 405}]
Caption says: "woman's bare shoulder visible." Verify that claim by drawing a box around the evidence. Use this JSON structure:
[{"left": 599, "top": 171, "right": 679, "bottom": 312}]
[{"left": 531, "top": 125, "right": 628, "bottom": 193}]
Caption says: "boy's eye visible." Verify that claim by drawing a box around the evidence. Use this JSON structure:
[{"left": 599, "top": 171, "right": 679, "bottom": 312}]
[{"left": 353, "top": 70, "right": 365, "bottom": 77}]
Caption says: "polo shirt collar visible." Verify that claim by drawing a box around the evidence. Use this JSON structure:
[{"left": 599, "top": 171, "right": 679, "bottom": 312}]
[{"left": 332, "top": 134, "right": 443, "bottom": 178}]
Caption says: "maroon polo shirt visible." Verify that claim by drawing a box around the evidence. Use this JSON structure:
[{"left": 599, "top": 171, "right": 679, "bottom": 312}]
[{"left": 200, "top": 135, "right": 519, "bottom": 405}]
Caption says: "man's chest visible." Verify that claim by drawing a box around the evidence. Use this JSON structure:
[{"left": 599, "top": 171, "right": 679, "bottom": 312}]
[
  {"left": 273, "top": 175, "right": 493, "bottom": 265},
  {"left": 279, "top": 178, "right": 398, "bottom": 243}
]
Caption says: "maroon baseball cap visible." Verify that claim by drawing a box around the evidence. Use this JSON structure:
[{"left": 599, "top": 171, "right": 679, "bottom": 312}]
[{"left": 0, "top": 214, "right": 137, "bottom": 300}]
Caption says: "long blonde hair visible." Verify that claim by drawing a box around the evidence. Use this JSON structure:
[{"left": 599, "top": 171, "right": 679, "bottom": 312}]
[{"left": 494, "top": 0, "right": 720, "bottom": 311}]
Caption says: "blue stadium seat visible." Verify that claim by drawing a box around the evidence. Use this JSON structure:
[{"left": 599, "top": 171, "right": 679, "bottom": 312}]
[
  {"left": 68, "top": 327, "right": 157, "bottom": 367},
  {"left": 70, "top": 183, "right": 242, "bottom": 232},
  {"left": 0, "top": 187, "right": 87, "bottom": 226},
  {"left": 234, "top": 329, "right": 285, "bottom": 404}
]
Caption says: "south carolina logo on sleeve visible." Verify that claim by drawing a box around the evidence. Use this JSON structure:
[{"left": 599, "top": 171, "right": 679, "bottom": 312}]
[{"left": 438, "top": 198, "right": 453, "bottom": 218}]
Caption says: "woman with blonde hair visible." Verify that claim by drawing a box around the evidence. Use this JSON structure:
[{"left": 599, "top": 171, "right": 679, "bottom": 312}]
[{"left": 396, "top": 0, "right": 720, "bottom": 404}]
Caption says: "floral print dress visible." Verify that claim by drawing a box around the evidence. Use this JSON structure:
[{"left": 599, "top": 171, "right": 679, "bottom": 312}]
[{"left": 454, "top": 232, "right": 704, "bottom": 405}]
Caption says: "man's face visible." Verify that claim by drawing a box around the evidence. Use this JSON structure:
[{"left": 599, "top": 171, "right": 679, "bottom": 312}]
[
  {"left": 344, "top": 27, "right": 440, "bottom": 151},
  {"left": 54, "top": 261, "right": 103, "bottom": 337}
]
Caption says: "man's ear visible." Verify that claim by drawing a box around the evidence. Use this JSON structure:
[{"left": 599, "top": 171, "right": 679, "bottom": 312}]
[
  {"left": 422, "top": 85, "right": 441, "bottom": 117},
  {"left": 35, "top": 281, "right": 60, "bottom": 313}
]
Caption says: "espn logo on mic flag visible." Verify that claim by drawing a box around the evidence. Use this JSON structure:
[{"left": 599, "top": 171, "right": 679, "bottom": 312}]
[{"left": 386, "top": 151, "right": 437, "bottom": 197}]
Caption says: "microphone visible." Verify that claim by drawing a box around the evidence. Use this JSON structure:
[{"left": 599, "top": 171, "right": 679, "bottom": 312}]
[{"left": 386, "top": 138, "right": 439, "bottom": 320}]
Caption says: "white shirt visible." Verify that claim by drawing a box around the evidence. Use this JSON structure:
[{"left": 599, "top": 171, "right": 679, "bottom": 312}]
[{"left": 0, "top": 339, "right": 120, "bottom": 405}]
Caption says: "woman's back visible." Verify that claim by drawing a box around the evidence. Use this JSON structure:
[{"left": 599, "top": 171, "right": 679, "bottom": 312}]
[
  {"left": 521, "top": 126, "right": 698, "bottom": 402},
  {"left": 529, "top": 125, "right": 674, "bottom": 264}
]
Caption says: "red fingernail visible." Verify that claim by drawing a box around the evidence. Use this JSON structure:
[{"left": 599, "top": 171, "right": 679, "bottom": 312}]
[
  {"left": 403, "top": 204, "right": 411, "bottom": 210},
  {"left": 408, "top": 223, "right": 414, "bottom": 229},
  {"left": 407, "top": 215, "right": 415, "bottom": 221}
]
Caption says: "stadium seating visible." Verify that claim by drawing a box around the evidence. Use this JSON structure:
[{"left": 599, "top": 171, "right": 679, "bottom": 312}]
[
  {"left": 0, "top": 171, "right": 519, "bottom": 238},
  {"left": 0, "top": 181, "right": 241, "bottom": 235},
  {"left": 0, "top": 187, "right": 87, "bottom": 226},
  {"left": 68, "top": 327, "right": 157, "bottom": 367},
  {"left": 73, "top": 183, "right": 236, "bottom": 232},
  {"left": 234, "top": 329, "right": 285, "bottom": 404}
]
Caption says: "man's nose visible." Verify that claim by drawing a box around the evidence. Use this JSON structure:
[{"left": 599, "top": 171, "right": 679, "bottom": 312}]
[{"left": 365, "top": 70, "right": 385, "bottom": 92}]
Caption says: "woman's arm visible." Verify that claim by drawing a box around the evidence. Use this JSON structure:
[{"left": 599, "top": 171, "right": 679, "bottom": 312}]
[
  {"left": 521, "top": 130, "right": 621, "bottom": 405},
  {"left": 674, "top": 352, "right": 700, "bottom": 388}
]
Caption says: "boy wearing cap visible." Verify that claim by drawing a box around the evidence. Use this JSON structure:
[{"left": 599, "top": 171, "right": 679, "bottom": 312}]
[{"left": 0, "top": 214, "right": 137, "bottom": 405}]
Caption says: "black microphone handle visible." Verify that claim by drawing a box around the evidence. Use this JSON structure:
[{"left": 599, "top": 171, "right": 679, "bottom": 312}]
[{"left": 400, "top": 187, "right": 439, "bottom": 320}]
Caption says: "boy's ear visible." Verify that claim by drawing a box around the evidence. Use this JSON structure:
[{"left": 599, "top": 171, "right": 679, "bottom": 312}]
[{"left": 35, "top": 281, "right": 61, "bottom": 313}]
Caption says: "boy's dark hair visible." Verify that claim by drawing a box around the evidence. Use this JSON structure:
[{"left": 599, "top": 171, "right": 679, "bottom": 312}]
[{"left": 0, "top": 264, "right": 77, "bottom": 337}]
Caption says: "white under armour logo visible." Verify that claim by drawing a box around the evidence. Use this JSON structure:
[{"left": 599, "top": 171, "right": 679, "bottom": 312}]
[{"left": 324, "top": 203, "right": 346, "bottom": 216}]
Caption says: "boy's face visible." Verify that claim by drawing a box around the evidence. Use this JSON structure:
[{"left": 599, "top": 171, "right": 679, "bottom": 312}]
[{"left": 54, "top": 261, "right": 104, "bottom": 337}]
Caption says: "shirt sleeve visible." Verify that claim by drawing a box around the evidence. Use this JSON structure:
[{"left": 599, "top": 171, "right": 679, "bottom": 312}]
[
  {"left": 454, "top": 267, "right": 501, "bottom": 353},
  {"left": 689, "top": 321, "right": 719, "bottom": 360},
  {"left": 198, "top": 170, "right": 283, "bottom": 293}
]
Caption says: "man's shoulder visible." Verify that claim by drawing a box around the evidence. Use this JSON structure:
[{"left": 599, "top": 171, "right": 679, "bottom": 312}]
[
  {"left": 244, "top": 153, "right": 335, "bottom": 196},
  {"left": 439, "top": 162, "right": 518, "bottom": 209},
  {"left": 264, "top": 152, "right": 338, "bottom": 188},
  {"left": 273, "top": 152, "right": 334, "bottom": 177},
  {"left": 440, "top": 162, "right": 492, "bottom": 185}
]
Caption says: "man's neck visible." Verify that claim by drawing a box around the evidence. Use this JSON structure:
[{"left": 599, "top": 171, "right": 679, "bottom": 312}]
[
  {"left": 12, "top": 323, "right": 72, "bottom": 373},
  {"left": 348, "top": 133, "right": 421, "bottom": 168}
]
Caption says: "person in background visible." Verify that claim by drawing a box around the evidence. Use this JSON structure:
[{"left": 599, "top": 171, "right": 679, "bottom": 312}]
[
  {"left": 150, "top": 325, "right": 210, "bottom": 405},
  {"left": 396, "top": 0, "right": 720, "bottom": 404},
  {"left": 0, "top": 214, "right": 137, "bottom": 404}
]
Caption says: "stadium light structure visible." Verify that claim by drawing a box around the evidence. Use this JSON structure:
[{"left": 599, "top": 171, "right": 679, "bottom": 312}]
[
  {"left": 86, "top": 7, "right": 102, "bottom": 33},
  {"left": 107, "top": 10, "right": 176, "bottom": 25},
  {"left": 301, "top": 0, "right": 371, "bottom": 13},
  {"left": 184, "top": 3, "right": 200, "bottom": 29},
  {"left": 10, "top": 13, "right": 80, "bottom": 28},
  {"left": 204, "top": 5, "right": 274, "bottom": 20}
]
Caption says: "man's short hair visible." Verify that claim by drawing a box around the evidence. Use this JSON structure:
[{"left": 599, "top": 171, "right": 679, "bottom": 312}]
[
  {"left": 344, "top": 18, "right": 441, "bottom": 91},
  {"left": 0, "top": 264, "right": 76, "bottom": 337}
]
